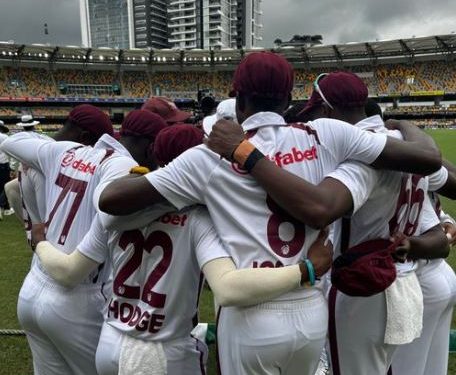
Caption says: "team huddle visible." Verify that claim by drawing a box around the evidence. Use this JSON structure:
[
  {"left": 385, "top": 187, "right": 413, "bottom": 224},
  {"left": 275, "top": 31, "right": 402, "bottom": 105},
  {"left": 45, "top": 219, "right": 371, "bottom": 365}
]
[{"left": 1, "top": 51, "right": 456, "bottom": 375}]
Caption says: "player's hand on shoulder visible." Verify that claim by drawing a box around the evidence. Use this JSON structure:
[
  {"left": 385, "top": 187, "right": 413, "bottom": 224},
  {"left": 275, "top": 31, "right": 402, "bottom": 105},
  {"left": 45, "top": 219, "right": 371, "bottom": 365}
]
[
  {"left": 31, "top": 223, "right": 46, "bottom": 250},
  {"left": 204, "top": 119, "right": 244, "bottom": 160},
  {"left": 306, "top": 228, "right": 333, "bottom": 277},
  {"left": 442, "top": 222, "right": 456, "bottom": 246}
]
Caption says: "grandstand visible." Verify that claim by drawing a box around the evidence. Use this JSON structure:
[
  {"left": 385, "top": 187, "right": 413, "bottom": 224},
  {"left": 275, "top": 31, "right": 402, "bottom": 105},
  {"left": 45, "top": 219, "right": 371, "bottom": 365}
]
[{"left": 0, "top": 34, "right": 455, "bottom": 128}]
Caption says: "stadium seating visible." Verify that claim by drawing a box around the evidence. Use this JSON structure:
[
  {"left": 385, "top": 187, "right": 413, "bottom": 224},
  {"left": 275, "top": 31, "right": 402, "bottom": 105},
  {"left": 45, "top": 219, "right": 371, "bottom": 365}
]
[{"left": 0, "top": 61, "right": 455, "bottom": 99}]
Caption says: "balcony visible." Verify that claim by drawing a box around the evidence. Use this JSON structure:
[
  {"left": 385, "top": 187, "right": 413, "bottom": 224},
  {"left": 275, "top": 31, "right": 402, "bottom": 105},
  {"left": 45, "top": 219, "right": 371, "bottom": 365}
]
[
  {"left": 152, "top": 0, "right": 168, "bottom": 6},
  {"left": 150, "top": 24, "right": 167, "bottom": 33},
  {"left": 169, "top": 13, "right": 196, "bottom": 21},
  {"left": 169, "top": 36, "right": 197, "bottom": 43},
  {"left": 168, "top": 5, "right": 196, "bottom": 13},
  {"left": 171, "top": 28, "right": 197, "bottom": 36},
  {"left": 168, "top": 20, "right": 197, "bottom": 28},
  {"left": 169, "top": 0, "right": 195, "bottom": 5},
  {"left": 150, "top": 4, "right": 167, "bottom": 15}
]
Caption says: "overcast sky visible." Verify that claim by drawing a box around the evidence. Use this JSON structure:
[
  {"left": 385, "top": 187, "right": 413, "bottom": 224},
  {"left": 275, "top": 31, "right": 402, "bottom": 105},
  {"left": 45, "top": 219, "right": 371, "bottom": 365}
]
[{"left": 0, "top": 0, "right": 455, "bottom": 47}]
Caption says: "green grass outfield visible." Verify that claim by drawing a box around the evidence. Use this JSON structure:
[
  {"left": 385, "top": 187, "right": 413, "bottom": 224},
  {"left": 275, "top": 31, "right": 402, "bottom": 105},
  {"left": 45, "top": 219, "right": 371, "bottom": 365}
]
[{"left": 0, "top": 129, "right": 455, "bottom": 374}]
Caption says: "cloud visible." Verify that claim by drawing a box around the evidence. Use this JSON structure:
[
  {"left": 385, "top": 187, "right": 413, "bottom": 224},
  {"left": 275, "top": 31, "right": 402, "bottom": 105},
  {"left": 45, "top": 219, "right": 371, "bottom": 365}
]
[
  {"left": 0, "top": 0, "right": 81, "bottom": 45},
  {"left": 0, "top": 0, "right": 454, "bottom": 48},
  {"left": 261, "top": 0, "right": 456, "bottom": 46}
]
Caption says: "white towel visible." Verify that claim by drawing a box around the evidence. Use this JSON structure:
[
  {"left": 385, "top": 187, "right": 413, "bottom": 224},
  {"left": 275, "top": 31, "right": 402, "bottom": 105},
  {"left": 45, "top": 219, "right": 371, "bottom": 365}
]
[
  {"left": 119, "top": 334, "right": 167, "bottom": 375},
  {"left": 384, "top": 272, "right": 423, "bottom": 345}
]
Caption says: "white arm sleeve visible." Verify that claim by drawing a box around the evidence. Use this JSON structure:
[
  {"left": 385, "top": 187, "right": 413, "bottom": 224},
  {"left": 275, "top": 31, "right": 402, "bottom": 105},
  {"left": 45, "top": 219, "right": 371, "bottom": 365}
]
[
  {"left": 190, "top": 207, "right": 302, "bottom": 307},
  {"left": 203, "top": 258, "right": 301, "bottom": 307},
  {"left": 325, "top": 161, "right": 379, "bottom": 214},
  {"left": 35, "top": 241, "right": 100, "bottom": 288},
  {"left": 145, "top": 146, "right": 218, "bottom": 210},
  {"left": 0, "top": 132, "right": 78, "bottom": 174}
]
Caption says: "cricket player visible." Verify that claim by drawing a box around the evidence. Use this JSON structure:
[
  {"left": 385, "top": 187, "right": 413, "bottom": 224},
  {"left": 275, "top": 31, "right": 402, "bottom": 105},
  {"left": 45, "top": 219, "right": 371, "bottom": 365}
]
[
  {"left": 0, "top": 106, "right": 166, "bottom": 374},
  {"left": 98, "top": 53, "right": 441, "bottom": 375},
  {"left": 30, "top": 124, "right": 333, "bottom": 375}
]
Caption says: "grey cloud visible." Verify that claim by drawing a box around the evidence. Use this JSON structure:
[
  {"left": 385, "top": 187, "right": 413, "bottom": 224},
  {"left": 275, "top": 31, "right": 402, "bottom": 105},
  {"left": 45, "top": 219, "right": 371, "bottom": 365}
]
[
  {"left": 0, "top": 0, "right": 454, "bottom": 49},
  {"left": 0, "top": 0, "right": 81, "bottom": 45},
  {"left": 261, "top": 0, "right": 456, "bottom": 46}
]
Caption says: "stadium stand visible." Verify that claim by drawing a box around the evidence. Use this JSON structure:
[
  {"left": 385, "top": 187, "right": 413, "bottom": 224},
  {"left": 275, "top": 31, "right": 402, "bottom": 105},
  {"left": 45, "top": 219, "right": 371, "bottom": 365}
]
[
  {"left": 3, "top": 62, "right": 456, "bottom": 100},
  {"left": 0, "top": 34, "right": 454, "bottom": 130}
]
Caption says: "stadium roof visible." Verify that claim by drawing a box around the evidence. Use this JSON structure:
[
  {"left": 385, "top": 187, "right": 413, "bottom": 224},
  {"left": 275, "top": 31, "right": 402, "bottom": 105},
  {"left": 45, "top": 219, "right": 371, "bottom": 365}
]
[{"left": 0, "top": 34, "right": 454, "bottom": 67}]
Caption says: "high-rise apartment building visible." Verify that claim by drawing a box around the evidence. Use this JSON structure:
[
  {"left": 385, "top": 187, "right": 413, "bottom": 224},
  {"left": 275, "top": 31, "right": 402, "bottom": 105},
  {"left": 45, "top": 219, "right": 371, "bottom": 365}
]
[
  {"left": 80, "top": 0, "right": 134, "bottom": 49},
  {"left": 80, "top": 0, "right": 262, "bottom": 50},
  {"left": 80, "top": 0, "right": 168, "bottom": 49},
  {"left": 235, "top": 0, "right": 263, "bottom": 49},
  {"left": 132, "top": 0, "right": 169, "bottom": 48},
  {"left": 168, "top": 0, "right": 262, "bottom": 49},
  {"left": 168, "top": 0, "right": 233, "bottom": 49}
]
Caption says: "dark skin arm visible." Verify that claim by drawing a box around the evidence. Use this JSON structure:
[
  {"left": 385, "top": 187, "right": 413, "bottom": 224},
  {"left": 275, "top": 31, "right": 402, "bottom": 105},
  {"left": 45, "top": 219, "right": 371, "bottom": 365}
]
[
  {"left": 250, "top": 159, "right": 353, "bottom": 229},
  {"left": 394, "top": 224, "right": 450, "bottom": 260},
  {"left": 203, "top": 119, "right": 442, "bottom": 229},
  {"left": 434, "top": 160, "right": 456, "bottom": 200},
  {"left": 98, "top": 174, "right": 166, "bottom": 215},
  {"left": 371, "top": 119, "right": 442, "bottom": 175},
  {"left": 99, "top": 119, "right": 441, "bottom": 219}
]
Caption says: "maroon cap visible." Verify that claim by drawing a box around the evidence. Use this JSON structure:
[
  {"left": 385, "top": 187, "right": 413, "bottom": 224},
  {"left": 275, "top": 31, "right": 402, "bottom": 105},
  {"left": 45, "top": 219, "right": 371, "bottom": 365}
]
[
  {"left": 141, "top": 97, "right": 191, "bottom": 124},
  {"left": 299, "top": 72, "right": 368, "bottom": 117},
  {"left": 68, "top": 104, "right": 113, "bottom": 138},
  {"left": 232, "top": 51, "right": 294, "bottom": 99},
  {"left": 120, "top": 110, "right": 167, "bottom": 141},
  {"left": 153, "top": 124, "right": 203, "bottom": 166}
]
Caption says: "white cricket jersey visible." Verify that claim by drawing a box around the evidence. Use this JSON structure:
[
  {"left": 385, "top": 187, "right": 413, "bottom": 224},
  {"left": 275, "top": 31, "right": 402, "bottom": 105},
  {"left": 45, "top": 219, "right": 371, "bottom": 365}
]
[
  {"left": 414, "top": 191, "right": 448, "bottom": 277},
  {"left": 1, "top": 132, "right": 137, "bottom": 284},
  {"left": 78, "top": 207, "right": 229, "bottom": 341},
  {"left": 16, "top": 133, "right": 54, "bottom": 246},
  {"left": 327, "top": 115, "right": 441, "bottom": 274},
  {"left": 0, "top": 133, "right": 8, "bottom": 163},
  {"left": 145, "top": 111, "right": 387, "bottom": 301}
]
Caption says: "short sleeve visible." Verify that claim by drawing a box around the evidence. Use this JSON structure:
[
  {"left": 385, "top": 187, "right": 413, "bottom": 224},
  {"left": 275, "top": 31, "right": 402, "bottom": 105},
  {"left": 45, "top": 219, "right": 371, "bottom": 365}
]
[
  {"left": 427, "top": 167, "right": 448, "bottom": 192},
  {"left": 418, "top": 194, "right": 441, "bottom": 235},
  {"left": 77, "top": 215, "right": 110, "bottom": 264},
  {"left": 325, "top": 161, "right": 379, "bottom": 214},
  {"left": 93, "top": 154, "right": 138, "bottom": 211},
  {"left": 145, "top": 146, "right": 218, "bottom": 210},
  {"left": 190, "top": 207, "right": 230, "bottom": 268},
  {"left": 312, "top": 118, "right": 387, "bottom": 164}
]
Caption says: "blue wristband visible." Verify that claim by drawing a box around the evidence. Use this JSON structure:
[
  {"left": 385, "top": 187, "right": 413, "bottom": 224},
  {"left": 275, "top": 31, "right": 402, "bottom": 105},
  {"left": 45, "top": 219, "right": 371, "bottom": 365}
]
[{"left": 304, "top": 259, "right": 316, "bottom": 286}]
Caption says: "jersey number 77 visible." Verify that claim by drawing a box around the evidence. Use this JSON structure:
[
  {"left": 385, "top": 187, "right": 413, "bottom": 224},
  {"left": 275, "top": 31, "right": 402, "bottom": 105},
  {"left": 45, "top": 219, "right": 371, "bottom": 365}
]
[{"left": 46, "top": 173, "right": 88, "bottom": 245}]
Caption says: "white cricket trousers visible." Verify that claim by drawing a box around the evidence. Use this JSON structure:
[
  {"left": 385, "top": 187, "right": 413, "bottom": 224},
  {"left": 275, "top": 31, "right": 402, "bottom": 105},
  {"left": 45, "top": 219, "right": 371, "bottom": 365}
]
[
  {"left": 216, "top": 292, "right": 328, "bottom": 375},
  {"left": 391, "top": 260, "right": 456, "bottom": 375},
  {"left": 17, "top": 265, "right": 106, "bottom": 375},
  {"left": 96, "top": 322, "right": 208, "bottom": 375},
  {"left": 328, "top": 287, "right": 397, "bottom": 375}
]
